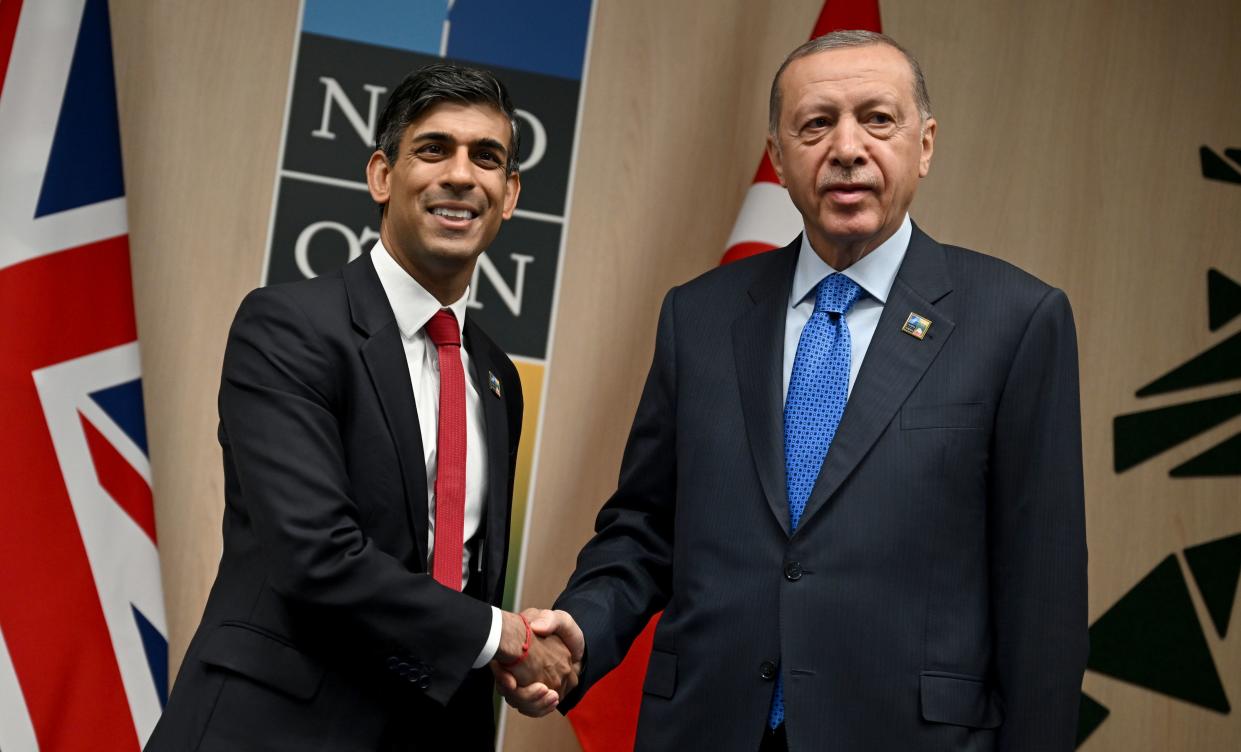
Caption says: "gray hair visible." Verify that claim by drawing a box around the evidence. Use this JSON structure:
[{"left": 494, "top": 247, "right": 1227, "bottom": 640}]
[{"left": 768, "top": 30, "right": 932, "bottom": 134}]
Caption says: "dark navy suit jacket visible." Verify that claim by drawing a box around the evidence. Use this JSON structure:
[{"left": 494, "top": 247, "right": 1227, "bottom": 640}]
[
  {"left": 147, "top": 254, "right": 522, "bottom": 751},
  {"left": 556, "top": 225, "right": 1088, "bottom": 751}
]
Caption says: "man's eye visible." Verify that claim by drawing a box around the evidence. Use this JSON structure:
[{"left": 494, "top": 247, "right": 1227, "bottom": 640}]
[
  {"left": 476, "top": 151, "right": 501, "bottom": 165},
  {"left": 869, "top": 113, "right": 894, "bottom": 125},
  {"left": 807, "top": 117, "right": 830, "bottom": 129},
  {"left": 418, "top": 144, "right": 444, "bottom": 156}
]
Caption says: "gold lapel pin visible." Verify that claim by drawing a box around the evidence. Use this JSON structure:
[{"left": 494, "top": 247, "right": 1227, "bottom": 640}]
[
  {"left": 488, "top": 371, "right": 502, "bottom": 398},
  {"left": 901, "top": 312, "right": 931, "bottom": 340}
]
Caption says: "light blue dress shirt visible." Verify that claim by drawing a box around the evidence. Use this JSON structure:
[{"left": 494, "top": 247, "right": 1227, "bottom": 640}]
[{"left": 782, "top": 214, "right": 912, "bottom": 402}]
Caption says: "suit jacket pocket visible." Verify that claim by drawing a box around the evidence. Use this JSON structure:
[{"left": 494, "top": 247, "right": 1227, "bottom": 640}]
[
  {"left": 642, "top": 650, "right": 677, "bottom": 699},
  {"left": 199, "top": 621, "right": 325, "bottom": 701},
  {"left": 919, "top": 672, "right": 1003, "bottom": 729},
  {"left": 901, "top": 403, "right": 988, "bottom": 430}
]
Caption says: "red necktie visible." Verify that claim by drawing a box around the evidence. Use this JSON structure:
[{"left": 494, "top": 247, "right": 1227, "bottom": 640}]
[{"left": 425, "top": 309, "right": 466, "bottom": 591}]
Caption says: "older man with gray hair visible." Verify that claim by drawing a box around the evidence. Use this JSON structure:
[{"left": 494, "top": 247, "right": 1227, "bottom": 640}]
[{"left": 508, "top": 30, "right": 1088, "bottom": 752}]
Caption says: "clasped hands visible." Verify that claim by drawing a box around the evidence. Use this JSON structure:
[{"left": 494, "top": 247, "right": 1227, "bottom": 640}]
[{"left": 490, "top": 608, "right": 583, "bottom": 717}]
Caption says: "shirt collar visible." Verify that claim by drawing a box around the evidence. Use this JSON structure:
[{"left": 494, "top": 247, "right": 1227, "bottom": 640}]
[
  {"left": 369, "top": 239, "right": 470, "bottom": 340},
  {"left": 791, "top": 213, "right": 911, "bottom": 308}
]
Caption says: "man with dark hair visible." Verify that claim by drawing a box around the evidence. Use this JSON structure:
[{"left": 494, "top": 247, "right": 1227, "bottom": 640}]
[
  {"left": 147, "top": 63, "right": 576, "bottom": 751},
  {"left": 512, "top": 30, "right": 1087, "bottom": 751}
]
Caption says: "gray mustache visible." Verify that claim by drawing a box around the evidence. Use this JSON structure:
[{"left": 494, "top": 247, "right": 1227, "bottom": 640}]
[{"left": 817, "top": 171, "right": 879, "bottom": 191}]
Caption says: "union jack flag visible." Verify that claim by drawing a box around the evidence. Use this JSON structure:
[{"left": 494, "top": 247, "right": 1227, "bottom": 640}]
[{"left": 0, "top": 0, "right": 167, "bottom": 749}]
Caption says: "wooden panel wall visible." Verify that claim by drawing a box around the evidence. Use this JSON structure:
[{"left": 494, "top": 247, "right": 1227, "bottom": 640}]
[
  {"left": 879, "top": 3, "right": 1241, "bottom": 749},
  {"left": 110, "top": 0, "right": 300, "bottom": 678},
  {"left": 500, "top": 0, "right": 827, "bottom": 746},
  {"left": 110, "top": 1, "right": 1240, "bottom": 749}
]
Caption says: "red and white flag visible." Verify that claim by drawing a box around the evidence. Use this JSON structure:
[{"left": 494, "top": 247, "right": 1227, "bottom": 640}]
[
  {"left": 0, "top": 0, "right": 167, "bottom": 749},
  {"left": 567, "top": 2, "right": 881, "bottom": 749}
]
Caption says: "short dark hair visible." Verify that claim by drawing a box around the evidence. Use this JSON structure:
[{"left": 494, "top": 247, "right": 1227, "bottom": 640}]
[
  {"left": 769, "top": 30, "right": 932, "bottom": 134},
  {"left": 374, "top": 63, "right": 521, "bottom": 175}
]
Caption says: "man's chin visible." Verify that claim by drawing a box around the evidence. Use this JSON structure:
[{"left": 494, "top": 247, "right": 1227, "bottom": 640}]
[
  {"left": 421, "top": 233, "right": 498, "bottom": 265},
  {"left": 817, "top": 216, "right": 884, "bottom": 244},
  {"left": 424, "top": 243, "right": 483, "bottom": 263}
]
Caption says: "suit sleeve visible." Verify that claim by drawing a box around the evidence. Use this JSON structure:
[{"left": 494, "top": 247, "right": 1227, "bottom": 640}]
[
  {"left": 219, "top": 287, "right": 492, "bottom": 704},
  {"left": 553, "top": 289, "right": 680, "bottom": 710},
  {"left": 988, "top": 287, "right": 1089, "bottom": 751}
]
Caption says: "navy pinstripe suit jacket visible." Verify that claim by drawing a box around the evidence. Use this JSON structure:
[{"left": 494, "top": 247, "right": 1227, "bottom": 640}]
[{"left": 555, "top": 225, "right": 1088, "bottom": 751}]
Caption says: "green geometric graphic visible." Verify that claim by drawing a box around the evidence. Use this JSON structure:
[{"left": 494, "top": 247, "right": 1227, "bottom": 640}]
[
  {"left": 1170, "top": 431, "right": 1241, "bottom": 477},
  {"left": 1208, "top": 269, "right": 1241, "bottom": 331},
  {"left": 1135, "top": 331, "right": 1241, "bottom": 397},
  {"left": 1184, "top": 533, "right": 1241, "bottom": 639},
  {"left": 1074, "top": 692, "right": 1110, "bottom": 748},
  {"left": 1087, "top": 555, "right": 1229, "bottom": 713},
  {"left": 1200, "top": 146, "right": 1241, "bottom": 185},
  {"left": 1113, "top": 392, "right": 1241, "bottom": 472}
]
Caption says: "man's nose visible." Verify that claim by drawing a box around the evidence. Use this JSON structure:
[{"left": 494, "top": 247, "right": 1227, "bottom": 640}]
[
  {"left": 828, "top": 118, "right": 867, "bottom": 168},
  {"left": 440, "top": 148, "right": 476, "bottom": 189}
]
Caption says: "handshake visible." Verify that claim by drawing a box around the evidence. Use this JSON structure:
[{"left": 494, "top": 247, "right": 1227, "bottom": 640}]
[{"left": 490, "top": 608, "right": 584, "bottom": 717}]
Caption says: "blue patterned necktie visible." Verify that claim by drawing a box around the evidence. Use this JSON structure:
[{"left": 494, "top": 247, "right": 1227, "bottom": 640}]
[{"left": 769, "top": 272, "right": 863, "bottom": 730}]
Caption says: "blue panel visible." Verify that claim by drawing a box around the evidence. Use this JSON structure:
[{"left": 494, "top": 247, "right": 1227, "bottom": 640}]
[
  {"left": 131, "top": 605, "right": 168, "bottom": 707},
  {"left": 303, "top": 0, "right": 448, "bottom": 55},
  {"left": 89, "top": 378, "right": 148, "bottom": 456},
  {"left": 446, "top": 0, "right": 592, "bottom": 81},
  {"left": 34, "top": 0, "right": 125, "bottom": 218}
]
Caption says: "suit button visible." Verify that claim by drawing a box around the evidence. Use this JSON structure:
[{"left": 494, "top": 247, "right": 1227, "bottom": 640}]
[
  {"left": 759, "top": 661, "right": 778, "bottom": 680},
  {"left": 386, "top": 657, "right": 399, "bottom": 670},
  {"left": 784, "top": 561, "right": 803, "bottom": 581},
  {"left": 418, "top": 676, "right": 431, "bottom": 690}
]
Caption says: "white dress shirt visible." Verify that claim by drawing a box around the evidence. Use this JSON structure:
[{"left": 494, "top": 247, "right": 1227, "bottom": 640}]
[
  {"left": 783, "top": 214, "right": 912, "bottom": 401},
  {"left": 370, "top": 242, "right": 501, "bottom": 668}
]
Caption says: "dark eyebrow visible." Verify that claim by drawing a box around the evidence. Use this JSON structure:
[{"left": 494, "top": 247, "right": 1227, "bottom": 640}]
[
  {"left": 409, "top": 131, "right": 508, "bottom": 159},
  {"left": 409, "top": 130, "right": 452, "bottom": 145}
]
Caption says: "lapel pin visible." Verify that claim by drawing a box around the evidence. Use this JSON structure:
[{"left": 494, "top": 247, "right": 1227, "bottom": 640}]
[
  {"left": 488, "top": 371, "right": 502, "bottom": 398},
  {"left": 901, "top": 312, "right": 932, "bottom": 340}
]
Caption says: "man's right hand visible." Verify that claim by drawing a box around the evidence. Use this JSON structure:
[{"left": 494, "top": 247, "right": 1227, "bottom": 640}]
[{"left": 492, "top": 608, "right": 585, "bottom": 717}]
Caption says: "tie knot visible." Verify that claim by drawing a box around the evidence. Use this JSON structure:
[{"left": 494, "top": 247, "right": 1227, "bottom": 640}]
[
  {"left": 424, "top": 309, "right": 460, "bottom": 347},
  {"left": 814, "top": 274, "right": 863, "bottom": 315}
]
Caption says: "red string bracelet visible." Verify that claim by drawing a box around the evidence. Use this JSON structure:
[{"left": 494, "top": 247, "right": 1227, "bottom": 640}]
[{"left": 499, "top": 613, "right": 532, "bottom": 668}]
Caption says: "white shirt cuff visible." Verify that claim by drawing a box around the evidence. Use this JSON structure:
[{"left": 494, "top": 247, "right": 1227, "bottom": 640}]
[{"left": 471, "top": 606, "right": 502, "bottom": 669}]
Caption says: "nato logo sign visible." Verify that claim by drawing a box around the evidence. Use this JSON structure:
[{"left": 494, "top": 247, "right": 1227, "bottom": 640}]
[{"left": 264, "top": 0, "right": 593, "bottom": 361}]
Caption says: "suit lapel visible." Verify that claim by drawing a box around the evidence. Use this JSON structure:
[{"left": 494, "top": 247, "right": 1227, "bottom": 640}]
[
  {"left": 733, "top": 240, "right": 800, "bottom": 536},
  {"left": 795, "top": 225, "right": 956, "bottom": 532},
  {"left": 343, "top": 256, "right": 430, "bottom": 569},
  {"left": 464, "top": 318, "right": 509, "bottom": 603}
]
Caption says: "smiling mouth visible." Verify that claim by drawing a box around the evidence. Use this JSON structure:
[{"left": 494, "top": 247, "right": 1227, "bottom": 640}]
[{"left": 429, "top": 207, "right": 478, "bottom": 220}]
